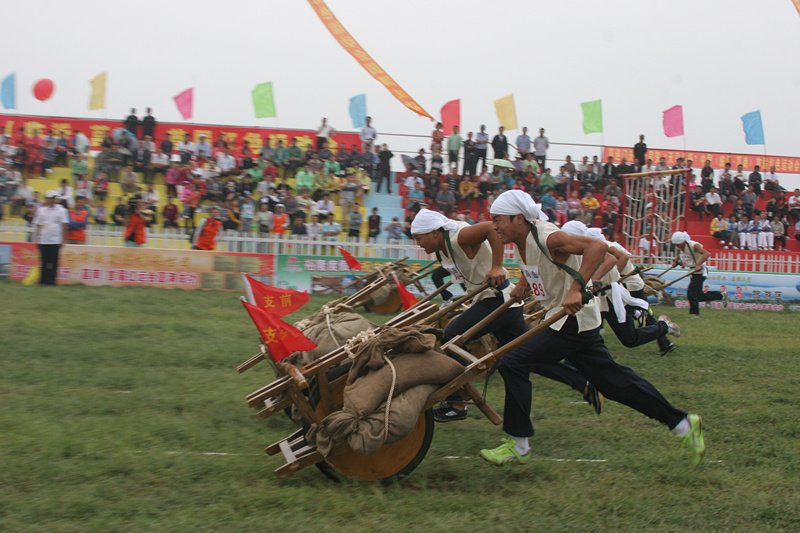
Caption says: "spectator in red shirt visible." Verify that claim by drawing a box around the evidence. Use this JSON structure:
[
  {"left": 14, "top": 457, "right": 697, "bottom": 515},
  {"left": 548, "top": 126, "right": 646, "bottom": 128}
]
[{"left": 162, "top": 198, "right": 179, "bottom": 229}]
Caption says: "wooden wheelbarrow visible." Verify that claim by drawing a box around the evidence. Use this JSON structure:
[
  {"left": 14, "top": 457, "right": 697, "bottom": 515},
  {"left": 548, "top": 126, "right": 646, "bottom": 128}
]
[{"left": 240, "top": 272, "right": 640, "bottom": 482}]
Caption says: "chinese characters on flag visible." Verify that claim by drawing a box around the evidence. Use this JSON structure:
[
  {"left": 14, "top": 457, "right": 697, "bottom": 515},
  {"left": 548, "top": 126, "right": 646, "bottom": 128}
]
[
  {"left": 242, "top": 274, "right": 310, "bottom": 317},
  {"left": 240, "top": 298, "right": 317, "bottom": 363}
]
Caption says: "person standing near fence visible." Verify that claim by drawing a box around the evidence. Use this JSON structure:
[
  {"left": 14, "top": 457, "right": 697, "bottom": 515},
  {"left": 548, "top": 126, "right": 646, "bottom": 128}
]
[
  {"left": 669, "top": 231, "right": 726, "bottom": 317},
  {"left": 33, "top": 191, "right": 69, "bottom": 285},
  {"left": 191, "top": 207, "right": 222, "bottom": 250}
]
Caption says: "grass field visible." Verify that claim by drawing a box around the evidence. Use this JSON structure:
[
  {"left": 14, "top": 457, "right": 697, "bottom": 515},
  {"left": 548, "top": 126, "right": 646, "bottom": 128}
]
[{"left": 2, "top": 282, "right": 799, "bottom": 532}]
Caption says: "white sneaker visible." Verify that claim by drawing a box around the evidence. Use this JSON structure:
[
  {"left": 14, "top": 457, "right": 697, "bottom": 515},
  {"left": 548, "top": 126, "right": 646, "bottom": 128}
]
[{"left": 658, "top": 314, "right": 681, "bottom": 337}]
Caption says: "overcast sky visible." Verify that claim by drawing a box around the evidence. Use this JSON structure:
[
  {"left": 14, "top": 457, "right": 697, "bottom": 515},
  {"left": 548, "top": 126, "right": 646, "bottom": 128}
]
[{"left": 5, "top": 0, "right": 800, "bottom": 162}]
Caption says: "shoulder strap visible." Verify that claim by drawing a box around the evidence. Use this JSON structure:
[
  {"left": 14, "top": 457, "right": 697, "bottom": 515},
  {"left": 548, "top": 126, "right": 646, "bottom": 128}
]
[{"left": 530, "top": 224, "right": 587, "bottom": 291}]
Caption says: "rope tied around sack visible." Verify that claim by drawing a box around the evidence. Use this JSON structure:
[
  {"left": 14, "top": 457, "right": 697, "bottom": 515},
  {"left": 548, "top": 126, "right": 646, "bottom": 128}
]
[
  {"left": 294, "top": 302, "right": 354, "bottom": 340},
  {"left": 343, "top": 329, "right": 378, "bottom": 360},
  {"left": 382, "top": 355, "right": 397, "bottom": 443}
]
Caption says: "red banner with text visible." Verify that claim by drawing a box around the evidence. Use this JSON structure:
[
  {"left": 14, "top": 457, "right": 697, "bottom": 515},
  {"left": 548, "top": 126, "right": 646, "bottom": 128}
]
[
  {"left": 0, "top": 113, "right": 361, "bottom": 154},
  {"left": 603, "top": 145, "right": 800, "bottom": 174}
]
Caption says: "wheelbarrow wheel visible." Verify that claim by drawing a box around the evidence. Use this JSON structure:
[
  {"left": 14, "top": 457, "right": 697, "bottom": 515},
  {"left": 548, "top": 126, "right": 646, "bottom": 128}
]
[{"left": 306, "top": 365, "right": 435, "bottom": 483}]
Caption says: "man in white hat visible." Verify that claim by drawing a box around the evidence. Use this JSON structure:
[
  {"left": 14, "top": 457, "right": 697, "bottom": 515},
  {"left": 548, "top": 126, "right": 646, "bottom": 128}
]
[
  {"left": 669, "top": 231, "right": 726, "bottom": 317},
  {"left": 481, "top": 190, "right": 705, "bottom": 466},
  {"left": 32, "top": 191, "right": 69, "bottom": 285},
  {"left": 562, "top": 222, "right": 680, "bottom": 356},
  {"left": 411, "top": 208, "right": 603, "bottom": 422}
]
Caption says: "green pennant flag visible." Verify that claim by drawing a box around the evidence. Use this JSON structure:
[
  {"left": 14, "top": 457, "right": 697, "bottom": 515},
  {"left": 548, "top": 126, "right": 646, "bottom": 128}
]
[
  {"left": 581, "top": 99, "right": 603, "bottom": 134},
  {"left": 252, "top": 82, "right": 276, "bottom": 118}
]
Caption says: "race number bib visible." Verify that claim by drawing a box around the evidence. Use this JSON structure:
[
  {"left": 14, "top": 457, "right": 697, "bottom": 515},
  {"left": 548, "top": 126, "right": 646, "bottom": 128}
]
[
  {"left": 441, "top": 261, "right": 466, "bottom": 284},
  {"left": 520, "top": 265, "right": 549, "bottom": 301}
]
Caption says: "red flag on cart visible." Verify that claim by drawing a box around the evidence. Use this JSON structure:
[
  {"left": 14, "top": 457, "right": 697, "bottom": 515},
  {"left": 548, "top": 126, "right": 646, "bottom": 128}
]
[
  {"left": 393, "top": 273, "right": 418, "bottom": 310},
  {"left": 338, "top": 248, "right": 362, "bottom": 270},
  {"left": 240, "top": 298, "right": 317, "bottom": 362},
  {"left": 242, "top": 274, "right": 309, "bottom": 317}
]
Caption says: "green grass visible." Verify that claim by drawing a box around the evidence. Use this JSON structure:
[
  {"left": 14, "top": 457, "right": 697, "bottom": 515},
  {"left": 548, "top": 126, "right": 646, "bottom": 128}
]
[{"left": 1, "top": 282, "right": 799, "bottom": 532}]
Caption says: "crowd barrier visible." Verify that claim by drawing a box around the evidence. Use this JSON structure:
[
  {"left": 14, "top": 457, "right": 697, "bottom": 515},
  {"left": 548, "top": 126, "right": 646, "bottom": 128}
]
[{"left": 2, "top": 236, "right": 799, "bottom": 307}]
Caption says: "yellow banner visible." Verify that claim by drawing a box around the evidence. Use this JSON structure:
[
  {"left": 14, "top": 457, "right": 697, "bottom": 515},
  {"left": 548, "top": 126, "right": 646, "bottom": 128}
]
[
  {"left": 307, "top": 0, "right": 432, "bottom": 120},
  {"left": 494, "top": 94, "right": 518, "bottom": 131},
  {"left": 89, "top": 72, "right": 106, "bottom": 110}
]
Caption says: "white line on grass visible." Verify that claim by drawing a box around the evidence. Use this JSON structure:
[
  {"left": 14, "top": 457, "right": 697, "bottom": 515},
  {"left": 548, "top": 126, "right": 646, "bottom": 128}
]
[{"left": 442, "top": 456, "right": 607, "bottom": 463}]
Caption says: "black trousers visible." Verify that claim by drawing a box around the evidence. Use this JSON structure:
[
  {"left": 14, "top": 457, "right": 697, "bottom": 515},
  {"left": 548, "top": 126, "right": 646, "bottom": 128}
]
[
  {"left": 443, "top": 295, "right": 590, "bottom": 399},
  {"left": 376, "top": 172, "right": 392, "bottom": 193},
  {"left": 476, "top": 150, "right": 487, "bottom": 171},
  {"left": 39, "top": 244, "right": 61, "bottom": 285},
  {"left": 534, "top": 155, "right": 546, "bottom": 169},
  {"left": 687, "top": 274, "right": 723, "bottom": 315},
  {"left": 497, "top": 322, "right": 686, "bottom": 437},
  {"left": 431, "top": 266, "right": 454, "bottom": 301},
  {"left": 629, "top": 289, "right": 672, "bottom": 351},
  {"left": 603, "top": 300, "right": 670, "bottom": 351}
]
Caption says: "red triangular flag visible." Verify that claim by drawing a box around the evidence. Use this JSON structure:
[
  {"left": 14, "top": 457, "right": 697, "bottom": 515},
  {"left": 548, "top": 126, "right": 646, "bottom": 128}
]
[
  {"left": 242, "top": 274, "right": 310, "bottom": 317},
  {"left": 393, "top": 273, "right": 418, "bottom": 310},
  {"left": 241, "top": 298, "right": 317, "bottom": 362},
  {"left": 440, "top": 99, "right": 461, "bottom": 139},
  {"left": 338, "top": 247, "right": 362, "bottom": 271}
]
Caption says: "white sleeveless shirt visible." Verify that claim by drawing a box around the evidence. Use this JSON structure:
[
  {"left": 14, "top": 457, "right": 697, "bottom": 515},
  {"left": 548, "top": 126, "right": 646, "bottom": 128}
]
[
  {"left": 608, "top": 241, "right": 645, "bottom": 292},
  {"left": 440, "top": 221, "right": 516, "bottom": 304},
  {"left": 678, "top": 239, "right": 708, "bottom": 277},
  {"left": 514, "top": 221, "right": 601, "bottom": 332}
]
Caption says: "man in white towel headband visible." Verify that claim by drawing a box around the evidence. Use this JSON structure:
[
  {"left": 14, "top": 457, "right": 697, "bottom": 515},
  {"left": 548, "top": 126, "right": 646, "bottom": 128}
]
[
  {"left": 477, "top": 190, "right": 705, "bottom": 467},
  {"left": 563, "top": 223, "right": 680, "bottom": 356},
  {"left": 670, "top": 231, "right": 726, "bottom": 317},
  {"left": 411, "top": 208, "right": 604, "bottom": 421}
]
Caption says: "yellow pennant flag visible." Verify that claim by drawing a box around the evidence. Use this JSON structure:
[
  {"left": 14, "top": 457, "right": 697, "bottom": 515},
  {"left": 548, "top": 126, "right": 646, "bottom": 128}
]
[
  {"left": 89, "top": 72, "right": 107, "bottom": 110},
  {"left": 494, "top": 94, "right": 518, "bottom": 131}
]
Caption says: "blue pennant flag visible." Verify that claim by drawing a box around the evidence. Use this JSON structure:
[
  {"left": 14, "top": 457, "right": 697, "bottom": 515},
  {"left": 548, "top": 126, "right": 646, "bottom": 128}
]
[
  {"left": 349, "top": 94, "right": 366, "bottom": 129},
  {"left": 1, "top": 73, "right": 16, "bottom": 109},
  {"left": 741, "top": 110, "right": 765, "bottom": 145}
]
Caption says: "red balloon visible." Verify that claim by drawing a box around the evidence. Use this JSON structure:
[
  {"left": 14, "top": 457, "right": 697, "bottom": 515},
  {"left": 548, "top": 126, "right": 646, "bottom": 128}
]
[{"left": 33, "top": 79, "right": 54, "bottom": 101}]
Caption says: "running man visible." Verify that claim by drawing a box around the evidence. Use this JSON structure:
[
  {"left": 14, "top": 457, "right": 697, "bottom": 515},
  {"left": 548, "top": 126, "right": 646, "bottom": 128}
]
[
  {"left": 670, "top": 231, "right": 727, "bottom": 317},
  {"left": 481, "top": 190, "right": 705, "bottom": 466},
  {"left": 561, "top": 222, "right": 680, "bottom": 356},
  {"left": 410, "top": 208, "right": 604, "bottom": 421}
]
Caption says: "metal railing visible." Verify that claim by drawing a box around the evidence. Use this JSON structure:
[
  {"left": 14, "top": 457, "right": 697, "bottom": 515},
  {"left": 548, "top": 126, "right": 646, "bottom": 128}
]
[{"left": 2, "top": 222, "right": 797, "bottom": 273}]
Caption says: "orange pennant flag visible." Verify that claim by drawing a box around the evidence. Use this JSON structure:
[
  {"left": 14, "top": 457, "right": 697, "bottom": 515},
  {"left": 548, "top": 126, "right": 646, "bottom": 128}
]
[
  {"left": 242, "top": 274, "right": 310, "bottom": 317},
  {"left": 393, "top": 273, "right": 418, "bottom": 310},
  {"left": 241, "top": 298, "right": 317, "bottom": 362},
  {"left": 338, "top": 247, "right": 362, "bottom": 271},
  {"left": 307, "top": 0, "right": 433, "bottom": 120}
]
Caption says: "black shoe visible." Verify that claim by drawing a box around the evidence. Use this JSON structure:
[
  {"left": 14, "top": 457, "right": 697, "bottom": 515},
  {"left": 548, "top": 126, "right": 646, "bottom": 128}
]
[
  {"left": 583, "top": 382, "right": 604, "bottom": 415},
  {"left": 433, "top": 404, "right": 468, "bottom": 422},
  {"left": 659, "top": 343, "right": 677, "bottom": 357}
]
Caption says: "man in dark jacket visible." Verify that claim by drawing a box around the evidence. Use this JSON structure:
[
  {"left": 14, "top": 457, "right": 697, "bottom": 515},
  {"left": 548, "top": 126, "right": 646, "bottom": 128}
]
[{"left": 491, "top": 126, "right": 508, "bottom": 160}]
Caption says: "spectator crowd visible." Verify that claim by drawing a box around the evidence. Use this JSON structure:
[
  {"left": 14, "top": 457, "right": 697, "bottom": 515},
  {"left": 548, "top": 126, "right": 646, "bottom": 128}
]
[{"left": 1, "top": 111, "right": 797, "bottom": 251}]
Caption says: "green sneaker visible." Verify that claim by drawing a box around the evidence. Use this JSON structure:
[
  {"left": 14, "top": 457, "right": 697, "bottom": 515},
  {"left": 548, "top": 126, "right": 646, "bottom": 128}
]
[
  {"left": 681, "top": 414, "right": 705, "bottom": 466},
  {"left": 479, "top": 438, "right": 531, "bottom": 465}
]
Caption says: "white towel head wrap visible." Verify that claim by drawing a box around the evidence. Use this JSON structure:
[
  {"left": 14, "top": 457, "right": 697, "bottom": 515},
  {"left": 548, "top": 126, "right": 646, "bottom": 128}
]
[
  {"left": 671, "top": 231, "right": 691, "bottom": 245},
  {"left": 410, "top": 208, "right": 460, "bottom": 235},
  {"left": 586, "top": 227, "right": 606, "bottom": 241},
  {"left": 560, "top": 220, "right": 588, "bottom": 236},
  {"left": 489, "top": 190, "right": 550, "bottom": 222}
]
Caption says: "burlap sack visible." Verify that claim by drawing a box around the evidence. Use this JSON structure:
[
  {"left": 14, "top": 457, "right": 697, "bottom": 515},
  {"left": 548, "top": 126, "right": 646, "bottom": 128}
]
[
  {"left": 309, "top": 384, "right": 437, "bottom": 456},
  {"left": 344, "top": 351, "right": 463, "bottom": 417},
  {"left": 289, "top": 312, "right": 373, "bottom": 366},
  {"left": 345, "top": 325, "right": 443, "bottom": 384}
]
